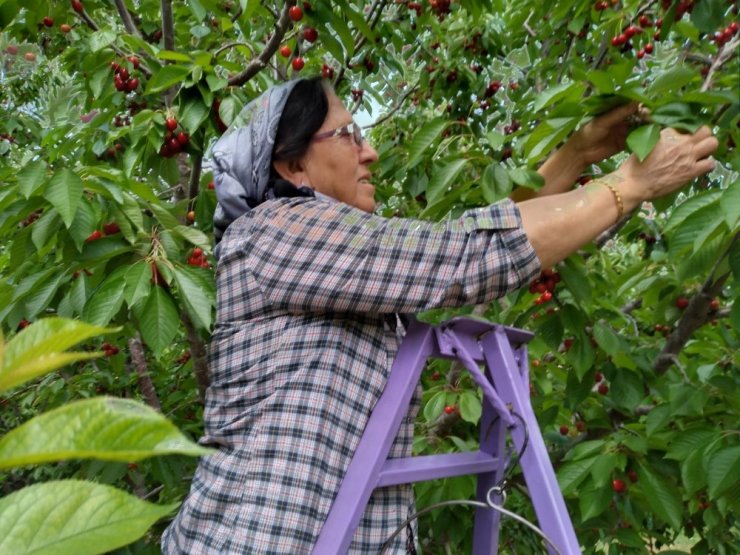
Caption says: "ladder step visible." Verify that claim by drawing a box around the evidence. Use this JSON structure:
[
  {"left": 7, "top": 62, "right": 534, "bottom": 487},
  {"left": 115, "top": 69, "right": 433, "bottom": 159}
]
[{"left": 377, "top": 451, "right": 501, "bottom": 488}]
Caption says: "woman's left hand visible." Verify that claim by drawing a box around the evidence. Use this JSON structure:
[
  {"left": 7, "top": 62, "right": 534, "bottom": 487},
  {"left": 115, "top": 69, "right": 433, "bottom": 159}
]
[{"left": 566, "top": 102, "right": 639, "bottom": 166}]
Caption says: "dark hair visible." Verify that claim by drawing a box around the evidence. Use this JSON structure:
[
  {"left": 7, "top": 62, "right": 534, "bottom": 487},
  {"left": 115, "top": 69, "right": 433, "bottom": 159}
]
[{"left": 270, "top": 76, "right": 329, "bottom": 179}]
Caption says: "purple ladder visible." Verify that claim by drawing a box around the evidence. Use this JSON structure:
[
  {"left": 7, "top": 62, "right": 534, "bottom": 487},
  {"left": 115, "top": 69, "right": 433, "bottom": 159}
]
[{"left": 312, "top": 316, "right": 582, "bottom": 554}]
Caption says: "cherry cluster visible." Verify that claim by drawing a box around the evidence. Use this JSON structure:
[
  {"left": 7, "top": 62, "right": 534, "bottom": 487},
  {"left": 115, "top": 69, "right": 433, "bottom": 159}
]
[
  {"left": 101, "top": 342, "right": 119, "bottom": 356},
  {"left": 321, "top": 63, "right": 334, "bottom": 79},
  {"left": 159, "top": 117, "right": 189, "bottom": 158},
  {"left": 528, "top": 268, "right": 561, "bottom": 305},
  {"left": 407, "top": 2, "right": 423, "bottom": 17},
  {"left": 85, "top": 221, "right": 120, "bottom": 243},
  {"left": 111, "top": 57, "right": 141, "bottom": 93},
  {"left": 503, "top": 119, "right": 521, "bottom": 135},
  {"left": 187, "top": 247, "right": 210, "bottom": 269},
  {"left": 0, "top": 131, "right": 15, "bottom": 143},
  {"left": 20, "top": 210, "right": 41, "bottom": 227},
  {"left": 594, "top": 371, "right": 609, "bottom": 395},
  {"left": 429, "top": 0, "right": 452, "bottom": 21},
  {"left": 713, "top": 21, "right": 738, "bottom": 47}
]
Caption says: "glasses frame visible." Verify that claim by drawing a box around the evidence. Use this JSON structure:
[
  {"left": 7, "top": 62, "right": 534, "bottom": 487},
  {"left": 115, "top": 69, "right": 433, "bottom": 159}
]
[{"left": 313, "top": 121, "right": 364, "bottom": 147}]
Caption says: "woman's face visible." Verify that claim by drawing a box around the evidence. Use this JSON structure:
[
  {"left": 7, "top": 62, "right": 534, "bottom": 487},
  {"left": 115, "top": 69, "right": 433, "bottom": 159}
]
[{"left": 284, "top": 89, "right": 379, "bottom": 213}]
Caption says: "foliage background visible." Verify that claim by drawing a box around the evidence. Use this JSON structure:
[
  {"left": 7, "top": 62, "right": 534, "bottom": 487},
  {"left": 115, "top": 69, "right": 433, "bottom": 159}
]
[{"left": 0, "top": 0, "right": 738, "bottom": 553}]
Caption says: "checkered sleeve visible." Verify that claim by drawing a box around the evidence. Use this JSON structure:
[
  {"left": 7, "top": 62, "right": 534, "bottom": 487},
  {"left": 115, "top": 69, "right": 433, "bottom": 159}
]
[{"left": 220, "top": 197, "right": 541, "bottom": 314}]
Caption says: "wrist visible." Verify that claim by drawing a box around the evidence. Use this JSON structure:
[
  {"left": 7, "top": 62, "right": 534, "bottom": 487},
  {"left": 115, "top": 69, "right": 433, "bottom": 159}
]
[{"left": 596, "top": 172, "right": 643, "bottom": 215}]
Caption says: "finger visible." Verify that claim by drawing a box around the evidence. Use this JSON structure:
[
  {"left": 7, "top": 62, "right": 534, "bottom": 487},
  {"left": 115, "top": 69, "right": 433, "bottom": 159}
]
[
  {"left": 691, "top": 125, "right": 713, "bottom": 142},
  {"left": 693, "top": 136, "right": 719, "bottom": 159},
  {"left": 601, "top": 101, "right": 639, "bottom": 124},
  {"left": 693, "top": 157, "right": 716, "bottom": 176}
]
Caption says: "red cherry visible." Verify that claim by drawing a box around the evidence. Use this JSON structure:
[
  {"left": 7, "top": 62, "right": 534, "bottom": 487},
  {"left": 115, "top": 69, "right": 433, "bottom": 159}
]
[
  {"left": 193, "top": 247, "right": 203, "bottom": 257},
  {"left": 279, "top": 45, "right": 291, "bottom": 58},
  {"left": 675, "top": 297, "right": 689, "bottom": 310},
  {"left": 43, "top": 16, "right": 54, "bottom": 27},
  {"left": 114, "top": 77, "right": 125, "bottom": 91},
  {"left": 127, "top": 55, "right": 140, "bottom": 68},
  {"left": 207, "top": 181, "right": 215, "bottom": 190},
  {"left": 118, "top": 68, "right": 129, "bottom": 81},
  {"left": 303, "top": 26, "right": 318, "bottom": 43},
  {"left": 103, "top": 222, "right": 120, "bottom": 235},
  {"left": 612, "top": 479, "right": 626, "bottom": 493},
  {"left": 637, "top": 49, "right": 645, "bottom": 59},
  {"left": 575, "top": 421, "right": 586, "bottom": 432},
  {"left": 71, "top": 0, "right": 84, "bottom": 13},
  {"left": 709, "top": 298, "right": 720, "bottom": 310},
  {"left": 85, "top": 230, "right": 103, "bottom": 243},
  {"left": 186, "top": 210, "right": 196, "bottom": 223},
  {"left": 594, "top": 371, "right": 603, "bottom": 382},
  {"left": 541, "top": 290, "right": 552, "bottom": 302},
  {"left": 638, "top": 15, "right": 652, "bottom": 27},
  {"left": 644, "top": 42, "right": 653, "bottom": 53},
  {"left": 444, "top": 405, "right": 456, "bottom": 415},
  {"left": 125, "top": 78, "right": 139, "bottom": 92},
  {"left": 628, "top": 470, "right": 638, "bottom": 483},
  {"left": 176, "top": 131, "right": 190, "bottom": 146},
  {"left": 18, "top": 319, "right": 30, "bottom": 330},
  {"left": 559, "top": 425, "right": 569, "bottom": 436},
  {"left": 60, "top": 23, "right": 72, "bottom": 33},
  {"left": 291, "top": 57, "right": 304, "bottom": 71},
  {"left": 289, "top": 6, "right": 303, "bottom": 21},
  {"left": 165, "top": 118, "right": 178, "bottom": 132},
  {"left": 168, "top": 137, "right": 181, "bottom": 153},
  {"left": 598, "top": 383, "right": 609, "bottom": 395},
  {"left": 625, "top": 25, "right": 641, "bottom": 38},
  {"left": 321, "top": 63, "right": 334, "bottom": 79}
]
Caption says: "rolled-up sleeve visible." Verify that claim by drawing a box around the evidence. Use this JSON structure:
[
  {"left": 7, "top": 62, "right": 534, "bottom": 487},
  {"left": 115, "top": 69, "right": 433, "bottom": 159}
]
[{"left": 218, "top": 197, "right": 541, "bottom": 314}]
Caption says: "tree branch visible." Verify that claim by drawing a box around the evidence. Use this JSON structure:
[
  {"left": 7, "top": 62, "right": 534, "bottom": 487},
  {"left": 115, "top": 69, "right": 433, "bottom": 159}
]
[
  {"left": 180, "top": 311, "right": 210, "bottom": 403},
  {"left": 128, "top": 333, "right": 162, "bottom": 411},
  {"left": 227, "top": 1, "right": 295, "bottom": 87},
  {"left": 654, "top": 270, "right": 731, "bottom": 374},
  {"left": 114, "top": 0, "right": 142, "bottom": 38},
  {"left": 188, "top": 154, "right": 203, "bottom": 200}
]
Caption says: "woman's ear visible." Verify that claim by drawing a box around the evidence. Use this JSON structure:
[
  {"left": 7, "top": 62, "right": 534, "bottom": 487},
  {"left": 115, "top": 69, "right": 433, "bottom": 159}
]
[{"left": 272, "top": 159, "right": 311, "bottom": 188}]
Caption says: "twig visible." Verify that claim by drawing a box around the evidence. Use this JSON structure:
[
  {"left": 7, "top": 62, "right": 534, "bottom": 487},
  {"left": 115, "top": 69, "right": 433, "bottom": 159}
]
[
  {"left": 701, "top": 36, "right": 740, "bottom": 92},
  {"left": 227, "top": 1, "right": 295, "bottom": 87},
  {"left": 128, "top": 333, "right": 162, "bottom": 410},
  {"left": 188, "top": 154, "right": 203, "bottom": 200},
  {"left": 522, "top": 12, "right": 536, "bottom": 38},
  {"left": 214, "top": 41, "right": 256, "bottom": 58},
  {"left": 364, "top": 84, "right": 419, "bottom": 129},
  {"left": 114, "top": 0, "right": 141, "bottom": 38}
]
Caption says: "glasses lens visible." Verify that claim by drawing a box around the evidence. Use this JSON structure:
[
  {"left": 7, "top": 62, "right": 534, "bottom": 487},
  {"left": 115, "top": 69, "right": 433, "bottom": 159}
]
[{"left": 352, "top": 123, "right": 363, "bottom": 146}]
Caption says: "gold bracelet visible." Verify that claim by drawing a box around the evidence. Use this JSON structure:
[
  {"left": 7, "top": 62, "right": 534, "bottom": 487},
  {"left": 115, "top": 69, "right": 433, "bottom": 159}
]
[{"left": 599, "top": 181, "right": 624, "bottom": 222}]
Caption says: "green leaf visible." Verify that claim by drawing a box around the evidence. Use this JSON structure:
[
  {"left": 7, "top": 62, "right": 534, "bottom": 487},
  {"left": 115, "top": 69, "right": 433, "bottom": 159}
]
[
  {"left": 707, "top": 446, "right": 740, "bottom": 498},
  {"left": 0, "top": 397, "right": 211, "bottom": 468},
  {"left": 626, "top": 124, "right": 661, "bottom": 162},
  {"left": 408, "top": 119, "right": 448, "bottom": 169},
  {"left": 533, "top": 82, "right": 586, "bottom": 113},
  {"left": 144, "top": 65, "right": 192, "bottom": 95},
  {"left": 172, "top": 265, "right": 214, "bottom": 330},
  {"left": 123, "top": 262, "right": 152, "bottom": 309},
  {"left": 636, "top": 462, "right": 683, "bottom": 530},
  {"left": 649, "top": 66, "right": 698, "bottom": 95},
  {"left": 424, "top": 391, "right": 447, "bottom": 422},
  {"left": 458, "top": 391, "right": 482, "bottom": 424},
  {"left": 0, "top": 480, "right": 178, "bottom": 555},
  {"left": 0, "top": 318, "right": 117, "bottom": 393},
  {"left": 663, "top": 191, "right": 722, "bottom": 234},
  {"left": 17, "top": 160, "right": 47, "bottom": 198},
  {"left": 558, "top": 257, "right": 592, "bottom": 305},
  {"left": 87, "top": 29, "right": 117, "bottom": 52},
  {"left": 44, "top": 168, "right": 84, "bottom": 228},
  {"left": 134, "top": 287, "right": 180, "bottom": 358},
  {"left": 690, "top": 0, "right": 726, "bottom": 33},
  {"left": 681, "top": 447, "right": 707, "bottom": 495},
  {"left": 82, "top": 273, "right": 126, "bottom": 326},
  {"left": 427, "top": 159, "right": 467, "bottom": 204},
  {"left": 558, "top": 456, "right": 597, "bottom": 495},
  {"left": 579, "top": 483, "right": 612, "bottom": 521},
  {"left": 592, "top": 322, "right": 620, "bottom": 357}
]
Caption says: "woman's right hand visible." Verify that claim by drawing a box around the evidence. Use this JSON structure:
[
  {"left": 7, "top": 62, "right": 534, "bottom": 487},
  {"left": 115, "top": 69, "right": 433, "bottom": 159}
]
[{"left": 617, "top": 126, "right": 719, "bottom": 209}]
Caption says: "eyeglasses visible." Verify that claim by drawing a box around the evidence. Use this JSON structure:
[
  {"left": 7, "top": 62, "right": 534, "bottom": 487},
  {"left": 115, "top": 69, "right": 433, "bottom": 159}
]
[{"left": 313, "top": 121, "right": 364, "bottom": 147}]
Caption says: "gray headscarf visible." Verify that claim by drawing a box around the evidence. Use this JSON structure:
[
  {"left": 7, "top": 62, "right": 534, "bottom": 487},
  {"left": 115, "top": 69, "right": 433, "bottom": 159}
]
[{"left": 211, "top": 79, "right": 302, "bottom": 245}]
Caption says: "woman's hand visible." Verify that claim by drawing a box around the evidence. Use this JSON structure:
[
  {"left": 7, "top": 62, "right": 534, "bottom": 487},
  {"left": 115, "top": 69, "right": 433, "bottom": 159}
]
[
  {"left": 565, "top": 102, "right": 639, "bottom": 166},
  {"left": 617, "top": 126, "right": 718, "bottom": 207}
]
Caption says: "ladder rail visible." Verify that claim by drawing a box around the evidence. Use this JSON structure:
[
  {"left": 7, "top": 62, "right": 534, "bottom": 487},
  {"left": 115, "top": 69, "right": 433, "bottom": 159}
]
[{"left": 311, "top": 317, "right": 582, "bottom": 555}]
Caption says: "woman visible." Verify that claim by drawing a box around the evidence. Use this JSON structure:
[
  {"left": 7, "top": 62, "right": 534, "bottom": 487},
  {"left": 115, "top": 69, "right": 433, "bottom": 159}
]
[{"left": 162, "top": 77, "right": 717, "bottom": 554}]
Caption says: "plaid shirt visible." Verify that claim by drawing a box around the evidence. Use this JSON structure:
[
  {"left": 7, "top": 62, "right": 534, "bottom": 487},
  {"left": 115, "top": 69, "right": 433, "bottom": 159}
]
[{"left": 161, "top": 196, "right": 540, "bottom": 554}]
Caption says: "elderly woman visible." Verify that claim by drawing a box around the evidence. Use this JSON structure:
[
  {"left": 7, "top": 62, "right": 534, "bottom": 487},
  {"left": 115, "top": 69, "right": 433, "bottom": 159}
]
[{"left": 161, "top": 77, "right": 717, "bottom": 554}]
